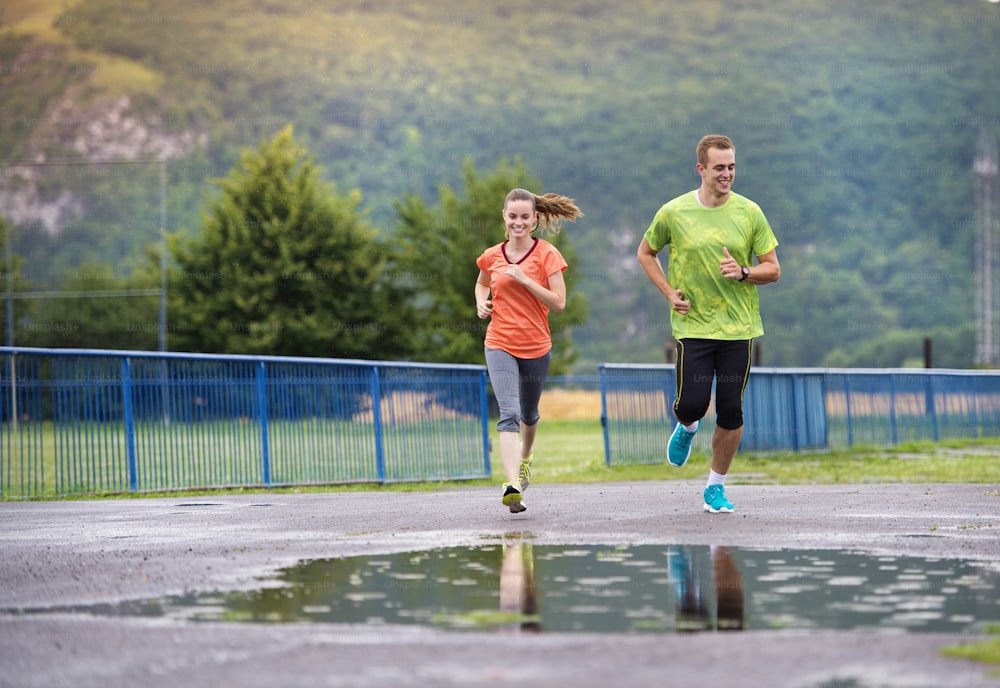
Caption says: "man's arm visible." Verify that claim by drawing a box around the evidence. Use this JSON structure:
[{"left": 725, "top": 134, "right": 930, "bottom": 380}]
[
  {"left": 637, "top": 238, "right": 690, "bottom": 315},
  {"left": 746, "top": 249, "right": 780, "bottom": 285}
]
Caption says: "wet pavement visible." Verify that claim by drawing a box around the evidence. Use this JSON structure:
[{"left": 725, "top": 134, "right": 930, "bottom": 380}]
[{"left": 1, "top": 481, "right": 999, "bottom": 687}]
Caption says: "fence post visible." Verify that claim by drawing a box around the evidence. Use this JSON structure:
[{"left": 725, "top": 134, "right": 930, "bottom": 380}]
[
  {"left": 971, "top": 376, "right": 980, "bottom": 439},
  {"left": 480, "top": 368, "right": 491, "bottom": 476},
  {"left": 256, "top": 361, "right": 271, "bottom": 486},
  {"left": 5, "top": 352, "right": 17, "bottom": 436},
  {"left": 889, "top": 374, "right": 898, "bottom": 446},
  {"left": 924, "top": 374, "right": 939, "bottom": 442},
  {"left": 121, "top": 357, "right": 137, "bottom": 491},
  {"left": 372, "top": 366, "right": 386, "bottom": 482},
  {"left": 843, "top": 375, "right": 854, "bottom": 447},
  {"left": 789, "top": 373, "right": 800, "bottom": 452},
  {"left": 599, "top": 365, "right": 612, "bottom": 467}
]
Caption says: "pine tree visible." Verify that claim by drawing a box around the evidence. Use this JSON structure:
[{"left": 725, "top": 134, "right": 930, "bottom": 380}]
[{"left": 168, "top": 126, "right": 413, "bottom": 359}]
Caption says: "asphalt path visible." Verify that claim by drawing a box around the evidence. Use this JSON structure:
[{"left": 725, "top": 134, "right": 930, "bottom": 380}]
[{"left": 1, "top": 481, "right": 999, "bottom": 688}]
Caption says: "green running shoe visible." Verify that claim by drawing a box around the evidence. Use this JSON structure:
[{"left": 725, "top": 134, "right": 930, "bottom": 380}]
[
  {"left": 502, "top": 483, "right": 526, "bottom": 513},
  {"left": 703, "top": 484, "right": 734, "bottom": 513},
  {"left": 518, "top": 453, "right": 533, "bottom": 492}
]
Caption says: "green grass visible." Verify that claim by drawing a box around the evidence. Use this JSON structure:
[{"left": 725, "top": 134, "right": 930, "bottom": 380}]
[
  {"left": 530, "top": 420, "right": 1000, "bottom": 487},
  {"left": 13, "top": 418, "right": 996, "bottom": 502},
  {"left": 942, "top": 624, "right": 1000, "bottom": 676}
]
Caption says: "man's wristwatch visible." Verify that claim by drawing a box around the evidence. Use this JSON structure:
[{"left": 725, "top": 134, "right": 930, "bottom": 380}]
[{"left": 739, "top": 266, "right": 750, "bottom": 282}]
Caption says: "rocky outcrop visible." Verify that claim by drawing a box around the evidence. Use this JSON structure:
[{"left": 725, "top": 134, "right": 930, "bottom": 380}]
[
  {"left": 67, "top": 95, "right": 206, "bottom": 161},
  {"left": 2, "top": 94, "right": 207, "bottom": 235}
]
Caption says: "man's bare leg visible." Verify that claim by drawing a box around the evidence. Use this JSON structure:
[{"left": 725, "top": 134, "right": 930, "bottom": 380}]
[{"left": 711, "top": 425, "right": 743, "bottom": 476}]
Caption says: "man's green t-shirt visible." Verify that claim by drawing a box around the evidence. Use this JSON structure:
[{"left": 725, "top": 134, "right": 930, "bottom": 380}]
[{"left": 643, "top": 190, "right": 778, "bottom": 340}]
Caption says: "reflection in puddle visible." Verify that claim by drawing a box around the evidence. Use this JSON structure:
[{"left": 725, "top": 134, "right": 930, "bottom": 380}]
[
  {"left": 14, "top": 543, "right": 999, "bottom": 634},
  {"left": 671, "top": 545, "right": 745, "bottom": 632},
  {"left": 498, "top": 541, "right": 541, "bottom": 632}
]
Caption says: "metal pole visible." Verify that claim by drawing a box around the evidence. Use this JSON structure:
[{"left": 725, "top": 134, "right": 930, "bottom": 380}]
[
  {"left": 4, "top": 217, "right": 16, "bottom": 433},
  {"left": 4, "top": 217, "right": 11, "bottom": 348},
  {"left": 158, "top": 160, "right": 170, "bottom": 426},
  {"left": 975, "top": 128, "right": 999, "bottom": 366},
  {"left": 159, "top": 159, "right": 167, "bottom": 352}
]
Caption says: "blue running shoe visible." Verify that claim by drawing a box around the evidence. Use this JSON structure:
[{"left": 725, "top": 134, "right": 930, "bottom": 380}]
[
  {"left": 667, "top": 423, "right": 697, "bottom": 467},
  {"left": 703, "top": 484, "right": 734, "bottom": 513},
  {"left": 667, "top": 547, "right": 693, "bottom": 601}
]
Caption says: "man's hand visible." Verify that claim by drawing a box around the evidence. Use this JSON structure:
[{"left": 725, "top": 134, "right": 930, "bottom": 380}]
[
  {"left": 720, "top": 247, "right": 743, "bottom": 280},
  {"left": 669, "top": 289, "right": 691, "bottom": 315}
]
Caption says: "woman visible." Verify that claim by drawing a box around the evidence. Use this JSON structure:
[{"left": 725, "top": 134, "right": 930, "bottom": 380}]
[{"left": 475, "top": 188, "right": 582, "bottom": 513}]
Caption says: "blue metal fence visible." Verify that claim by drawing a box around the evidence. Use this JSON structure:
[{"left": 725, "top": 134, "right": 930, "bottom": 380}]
[
  {"left": 1, "top": 347, "right": 490, "bottom": 497},
  {"left": 600, "top": 363, "right": 1000, "bottom": 465},
  {"left": 8, "top": 352, "right": 999, "bottom": 496}
]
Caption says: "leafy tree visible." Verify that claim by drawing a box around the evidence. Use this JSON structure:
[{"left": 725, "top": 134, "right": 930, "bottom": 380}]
[
  {"left": 821, "top": 324, "right": 975, "bottom": 370},
  {"left": 390, "top": 158, "right": 588, "bottom": 374},
  {"left": 167, "top": 126, "right": 414, "bottom": 359},
  {"left": 1, "top": 217, "right": 32, "bottom": 346},
  {"left": 15, "top": 260, "right": 161, "bottom": 350},
  {"left": 759, "top": 258, "right": 896, "bottom": 367},
  {"left": 13, "top": 0, "right": 1000, "bottom": 368}
]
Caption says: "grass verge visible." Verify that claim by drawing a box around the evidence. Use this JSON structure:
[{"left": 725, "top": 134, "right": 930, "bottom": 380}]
[
  {"left": 942, "top": 625, "right": 1000, "bottom": 676},
  {"left": 51, "top": 418, "right": 1000, "bottom": 501},
  {"left": 530, "top": 420, "right": 1000, "bottom": 486}
]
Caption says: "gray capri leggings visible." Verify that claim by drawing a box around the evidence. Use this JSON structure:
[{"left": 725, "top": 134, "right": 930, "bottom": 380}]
[{"left": 485, "top": 347, "right": 551, "bottom": 432}]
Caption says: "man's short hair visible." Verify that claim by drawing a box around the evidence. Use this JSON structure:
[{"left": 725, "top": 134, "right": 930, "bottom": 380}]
[{"left": 697, "top": 135, "right": 735, "bottom": 167}]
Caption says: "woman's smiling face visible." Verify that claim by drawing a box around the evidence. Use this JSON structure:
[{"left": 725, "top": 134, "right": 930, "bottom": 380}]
[{"left": 502, "top": 198, "right": 536, "bottom": 239}]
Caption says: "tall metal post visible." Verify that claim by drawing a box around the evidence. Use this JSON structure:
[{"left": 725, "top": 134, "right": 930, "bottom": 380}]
[
  {"left": 159, "top": 159, "right": 167, "bottom": 352},
  {"left": 974, "top": 128, "right": 999, "bottom": 367},
  {"left": 3, "top": 181, "right": 17, "bottom": 432},
  {"left": 4, "top": 216, "right": 11, "bottom": 348}
]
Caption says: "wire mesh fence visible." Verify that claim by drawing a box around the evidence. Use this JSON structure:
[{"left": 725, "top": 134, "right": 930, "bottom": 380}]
[
  {"left": 599, "top": 363, "right": 1000, "bottom": 465},
  {"left": 7, "top": 351, "right": 999, "bottom": 497},
  {"left": 1, "top": 347, "right": 489, "bottom": 497}
]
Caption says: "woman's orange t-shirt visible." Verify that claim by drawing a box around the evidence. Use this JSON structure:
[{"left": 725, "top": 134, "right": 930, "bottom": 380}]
[{"left": 476, "top": 238, "right": 568, "bottom": 359}]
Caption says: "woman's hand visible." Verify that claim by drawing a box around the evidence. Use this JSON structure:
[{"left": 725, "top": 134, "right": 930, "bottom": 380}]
[
  {"left": 504, "top": 264, "right": 530, "bottom": 285},
  {"left": 477, "top": 299, "right": 493, "bottom": 319}
]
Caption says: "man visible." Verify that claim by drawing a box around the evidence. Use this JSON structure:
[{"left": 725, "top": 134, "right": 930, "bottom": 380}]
[{"left": 636, "top": 135, "right": 780, "bottom": 514}]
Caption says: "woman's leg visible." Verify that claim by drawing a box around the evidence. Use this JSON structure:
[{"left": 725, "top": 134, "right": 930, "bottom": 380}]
[
  {"left": 484, "top": 348, "right": 524, "bottom": 487},
  {"left": 516, "top": 352, "right": 551, "bottom": 461}
]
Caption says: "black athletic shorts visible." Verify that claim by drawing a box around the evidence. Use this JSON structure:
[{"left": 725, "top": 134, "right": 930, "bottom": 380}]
[{"left": 673, "top": 338, "right": 752, "bottom": 430}]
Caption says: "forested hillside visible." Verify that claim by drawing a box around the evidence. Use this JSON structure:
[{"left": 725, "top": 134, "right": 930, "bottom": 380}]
[{"left": 1, "top": 0, "right": 999, "bottom": 369}]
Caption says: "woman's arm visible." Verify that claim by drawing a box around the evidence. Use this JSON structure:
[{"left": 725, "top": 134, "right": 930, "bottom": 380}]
[
  {"left": 505, "top": 265, "right": 566, "bottom": 313},
  {"left": 475, "top": 270, "right": 493, "bottom": 319}
]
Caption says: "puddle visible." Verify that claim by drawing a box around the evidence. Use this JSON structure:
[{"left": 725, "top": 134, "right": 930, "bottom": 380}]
[{"left": 13, "top": 544, "right": 1000, "bottom": 634}]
